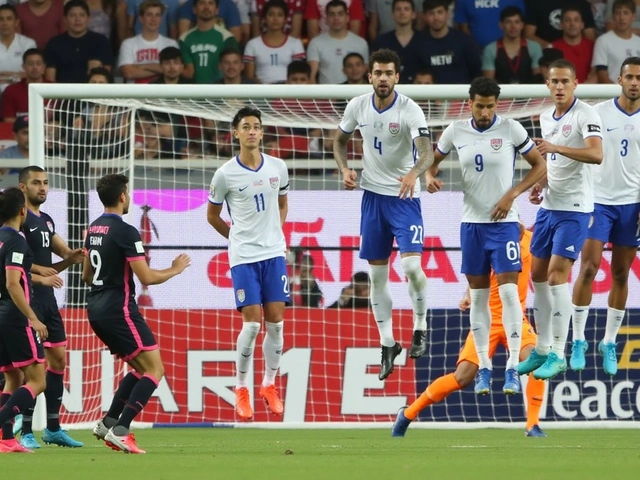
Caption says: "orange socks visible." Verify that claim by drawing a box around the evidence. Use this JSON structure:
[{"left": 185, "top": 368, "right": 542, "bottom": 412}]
[
  {"left": 526, "top": 376, "right": 545, "bottom": 430},
  {"left": 404, "top": 373, "right": 462, "bottom": 420}
]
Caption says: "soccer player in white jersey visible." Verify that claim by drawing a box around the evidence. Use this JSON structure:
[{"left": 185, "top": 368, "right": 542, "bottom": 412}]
[
  {"left": 569, "top": 57, "right": 640, "bottom": 376},
  {"left": 207, "top": 106, "right": 290, "bottom": 421},
  {"left": 333, "top": 48, "right": 435, "bottom": 380},
  {"left": 428, "top": 77, "right": 546, "bottom": 394},
  {"left": 518, "top": 59, "right": 604, "bottom": 380}
]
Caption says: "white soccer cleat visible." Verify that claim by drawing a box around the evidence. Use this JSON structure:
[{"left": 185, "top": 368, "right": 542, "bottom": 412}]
[{"left": 93, "top": 420, "right": 109, "bottom": 441}]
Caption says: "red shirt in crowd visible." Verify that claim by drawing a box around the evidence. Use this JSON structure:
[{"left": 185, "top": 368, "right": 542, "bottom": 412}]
[{"left": 551, "top": 37, "right": 594, "bottom": 83}]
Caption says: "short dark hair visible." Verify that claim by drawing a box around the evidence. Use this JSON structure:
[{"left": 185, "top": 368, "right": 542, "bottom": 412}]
[
  {"left": 343, "top": 52, "right": 364, "bottom": 67},
  {"left": 422, "top": 0, "right": 449, "bottom": 13},
  {"left": 368, "top": 48, "right": 401, "bottom": 74},
  {"left": 392, "top": 0, "right": 414, "bottom": 11},
  {"left": 262, "top": 0, "right": 288, "bottom": 18},
  {"left": 560, "top": 6, "right": 582, "bottom": 21},
  {"left": 621, "top": 56, "right": 640, "bottom": 74},
  {"left": 539, "top": 48, "right": 564, "bottom": 68},
  {"left": 469, "top": 76, "right": 501, "bottom": 100},
  {"left": 64, "top": 0, "right": 90, "bottom": 16},
  {"left": 352, "top": 271, "right": 370, "bottom": 284},
  {"left": 22, "top": 48, "right": 44, "bottom": 64},
  {"left": 548, "top": 58, "right": 576, "bottom": 76},
  {"left": 0, "top": 188, "right": 25, "bottom": 225},
  {"left": 415, "top": 67, "right": 434, "bottom": 78},
  {"left": 287, "top": 59, "right": 311, "bottom": 78},
  {"left": 500, "top": 5, "right": 523, "bottom": 22},
  {"left": 613, "top": 0, "right": 635, "bottom": 14},
  {"left": 232, "top": 107, "right": 262, "bottom": 130},
  {"left": 219, "top": 47, "right": 242, "bottom": 62},
  {"left": 88, "top": 67, "right": 114, "bottom": 83},
  {"left": 159, "top": 46, "right": 183, "bottom": 63},
  {"left": 0, "top": 4, "right": 17, "bottom": 17},
  {"left": 18, "top": 166, "right": 45, "bottom": 186},
  {"left": 194, "top": 0, "right": 217, "bottom": 6},
  {"left": 97, "top": 174, "right": 129, "bottom": 208},
  {"left": 326, "top": 0, "right": 348, "bottom": 13}
]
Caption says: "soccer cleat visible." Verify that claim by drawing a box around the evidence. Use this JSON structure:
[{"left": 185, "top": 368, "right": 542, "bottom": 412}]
[
  {"left": 532, "top": 352, "right": 568, "bottom": 380},
  {"left": 259, "top": 384, "right": 284, "bottom": 416},
  {"left": 42, "top": 428, "right": 84, "bottom": 448},
  {"left": 408, "top": 330, "right": 427, "bottom": 359},
  {"left": 503, "top": 368, "right": 521, "bottom": 395},
  {"left": 474, "top": 368, "right": 492, "bottom": 395},
  {"left": 569, "top": 340, "right": 588, "bottom": 371},
  {"left": 517, "top": 350, "right": 548, "bottom": 375},
  {"left": 391, "top": 406, "right": 412, "bottom": 437},
  {"left": 235, "top": 386, "right": 253, "bottom": 420},
  {"left": 379, "top": 342, "right": 403, "bottom": 380},
  {"left": 525, "top": 425, "right": 547, "bottom": 438},
  {"left": 599, "top": 341, "right": 618, "bottom": 376},
  {"left": 104, "top": 429, "right": 146, "bottom": 454},
  {"left": 19, "top": 433, "right": 41, "bottom": 450},
  {"left": 0, "top": 438, "right": 33, "bottom": 453},
  {"left": 93, "top": 420, "right": 109, "bottom": 441},
  {"left": 12, "top": 414, "right": 22, "bottom": 436}
]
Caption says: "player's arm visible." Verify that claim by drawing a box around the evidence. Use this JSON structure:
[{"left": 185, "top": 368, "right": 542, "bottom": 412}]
[
  {"left": 536, "top": 135, "right": 603, "bottom": 164},
  {"left": 32, "top": 272, "right": 63, "bottom": 288},
  {"left": 334, "top": 100, "right": 359, "bottom": 189},
  {"left": 207, "top": 202, "right": 230, "bottom": 239},
  {"left": 278, "top": 194, "right": 288, "bottom": 228},
  {"left": 399, "top": 123, "right": 435, "bottom": 198},
  {"left": 6, "top": 269, "right": 47, "bottom": 339},
  {"left": 31, "top": 264, "right": 58, "bottom": 277},
  {"left": 49, "top": 233, "right": 85, "bottom": 273},
  {"left": 81, "top": 256, "right": 93, "bottom": 285},
  {"left": 129, "top": 256, "right": 190, "bottom": 286}
]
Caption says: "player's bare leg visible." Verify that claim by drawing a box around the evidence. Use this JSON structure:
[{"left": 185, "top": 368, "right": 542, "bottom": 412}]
[
  {"left": 570, "top": 239, "right": 604, "bottom": 371},
  {"left": 234, "top": 304, "right": 262, "bottom": 421},
  {"left": 400, "top": 253, "right": 428, "bottom": 359},
  {"left": 466, "top": 274, "right": 493, "bottom": 394},
  {"left": 260, "top": 302, "right": 285, "bottom": 416},
  {"left": 369, "top": 258, "right": 402, "bottom": 380},
  {"left": 495, "top": 271, "right": 522, "bottom": 394},
  {"left": 519, "top": 345, "right": 546, "bottom": 437}
]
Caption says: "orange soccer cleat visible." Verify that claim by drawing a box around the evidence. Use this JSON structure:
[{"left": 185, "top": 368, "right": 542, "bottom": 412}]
[
  {"left": 0, "top": 438, "right": 33, "bottom": 453},
  {"left": 259, "top": 385, "right": 284, "bottom": 416},
  {"left": 104, "top": 430, "right": 146, "bottom": 454},
  {"left": 235, "top": 387, "right": 253, "bottom": 421}
]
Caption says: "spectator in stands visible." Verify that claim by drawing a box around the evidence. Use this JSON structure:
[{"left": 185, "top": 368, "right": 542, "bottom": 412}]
[
  {"left": 304, "top": 0, "right": 364, "bottom": 39},
  {"left": 525, "top": 0, "right": 595, "bottom": 47},
  {"left": 251, "top": 0, "right": 302, "bottom": 38},
  {"left": 290, "top": 254, "right": 324, "bottom": 308},
  {"left": 217, "top": 47, "right": 255, "bottom": 83},
  {"left": 372, "top": 0, "right": 423, "bottom": 83},
  {"left": 307, "top": 0, "right": 369, "bottom": 84},
  {"left": 85, "top": 0, "right": 117, "bottom": 41},
  {"left": 119, "top": 0, "right": 178, "bottom": 83},
  {"left": 418, "top": 0, "right": 481, "bottom": 84},
  {"left": 152, "top": 45, "right": 190, "bottom": 83},
  {"left": 413, "top": 67, "right": 434, "bottom": 84},
  {"left": 342, "top": 52, "right": 367, "bottom": 84},
  {"left": 45, "top": 0, "right": 113, "bottom": 83},
  {"left": 128, "top": 0, "right": 179, "bottom": 39},
  {"left": 177, "top": 0, "right": 242, "bottom": 42},
  {"left": 482, "top": 6, "right": 542, "bottom": 84},
  {"left": 243, "top": 0, "right": 305, "bottom": 83},
  {"left": 16, "top": 0, "right": 65, "bottom": 50},
  {"left": 454, "top": 0, "right": 524, "bottom": 49},
  {"left": 604, "top": 0, "right": 640, "bottom": 35},
  {"left": 88, "top": 65, "right": 114, "bottom": 81},
  {"left": 593, "top": 0, "right": 640, "bottom": 83},
  {"left": 0, "top": 115, "right": 28, "bottom": 159},
  {"left": 368, "top": 0, "right": 395, "bottom": 42},
  {"left": 1, "top": 49, "right": 46, "bottom": 121},
  {"left": 0, "top": 5, "right": 36, "bottom": 91},
  {"left": 538, "top": 46, "right": 563, "bottom": 79},
  {"left": 180, "top": 0, "right": 239, "bottom": 83},
  {"left": 328, "top": 271, "right": 370, "bottom": 309},
  {"left": 551, "top": 6, "right": 595, "bottom": 83}
]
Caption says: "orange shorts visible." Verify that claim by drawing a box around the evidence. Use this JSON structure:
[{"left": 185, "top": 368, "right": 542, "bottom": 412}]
[{"left": 457, "top": 318, "right": 537, "bottom": 367}]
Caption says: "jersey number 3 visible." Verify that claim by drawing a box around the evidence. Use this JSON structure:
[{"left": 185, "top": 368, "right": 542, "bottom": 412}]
[{"left": 90, "top": 250, "right": 104, "bottom": 286}]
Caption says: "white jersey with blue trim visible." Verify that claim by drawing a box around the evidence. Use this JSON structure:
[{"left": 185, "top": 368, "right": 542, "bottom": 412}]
[
  {"left": 540, "top": 98, "right": 603, "bottom": 213},
  {"left": 338, "top": 91, "right": 429, "bottom": 196},
  {"left": 208, "top": 154, "right": 289, "bottom": 268},
  {"left": 593, "top": 98, "right": 640, "bottom": 205},
  {"left": 436, "top": 115, "right": 535, "bottom": 223}
]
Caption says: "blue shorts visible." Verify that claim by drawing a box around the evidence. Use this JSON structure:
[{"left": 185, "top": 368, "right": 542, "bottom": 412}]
[
  {"left": 460, "top": 222, "right": 521, "bottom": 276},
  {"left": 230, "top": 257, "right": 291, "bottom": 310},
  {"left": 530, "top": 208, "right": 591, "bottom": 260},
  {"left": 359, "top": 190, "right": 424, "bottom": 261},
  {"left": 588, "top": 203, "right": 640, "bottom": 247}
]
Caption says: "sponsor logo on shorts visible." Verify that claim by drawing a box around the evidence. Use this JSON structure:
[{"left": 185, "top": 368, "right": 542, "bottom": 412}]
[
  {"left": 562, "top": 125, "right": 572, "bottom": 137},
  {"left": 237, "top": 289, "right": 245, "bottom": 303}
]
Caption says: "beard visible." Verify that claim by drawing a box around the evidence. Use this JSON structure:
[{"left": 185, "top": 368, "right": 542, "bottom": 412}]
[{"left": 374, "top": 83, "right": 394, "bottom": 100}]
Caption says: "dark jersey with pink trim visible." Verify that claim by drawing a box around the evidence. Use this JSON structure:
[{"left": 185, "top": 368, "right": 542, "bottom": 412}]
[
  {"left": 84, "top": 214, "right": 146, "bottom": 318},
  {"left": 22, "top": 210, "right": 57, "bottom": 301},
  {"left": 0, "top": 226, "right": 33, "bottom": 325}
]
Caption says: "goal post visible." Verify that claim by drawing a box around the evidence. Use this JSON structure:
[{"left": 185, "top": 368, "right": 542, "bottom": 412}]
[{"left": 26, "top": 82, "right": 640, "bottom": 430}]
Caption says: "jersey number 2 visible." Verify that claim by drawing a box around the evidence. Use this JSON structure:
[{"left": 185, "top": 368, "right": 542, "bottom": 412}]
[
  {"left": 374, "top": 137, "right": 382, "bottom": 155},
  {"left": 90, "top": 250, "right": 104, "bottom": 286}
]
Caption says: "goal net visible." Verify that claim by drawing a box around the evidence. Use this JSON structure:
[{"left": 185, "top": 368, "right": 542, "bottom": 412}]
[{"left": 24, "top": 83, "right": 640, "bottom": 429}]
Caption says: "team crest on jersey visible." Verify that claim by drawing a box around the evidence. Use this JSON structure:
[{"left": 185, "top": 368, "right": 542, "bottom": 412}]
[
  {"left": 270, "top": 177, "right": 279, "bottom": 189},
  {"left": 46, "top": 221, "right": 54, "bottom": 232},
  {"left": 389, "top": 123, "right": 400, "bottom": 135},
  {"left": 625, "top": 124, "right": 635, "bottom": 132},
  {"left": 491, "top": 138, "right": 502, "bottom": 150},
  {"left": 562, "top": 125, "right": 572, "bottom": 137},
  {"left": 237, "top": 289, "right": 245, "bottom": 303},
  {"left": 374, "top": 121, "right": 383, "bottom": 132}
]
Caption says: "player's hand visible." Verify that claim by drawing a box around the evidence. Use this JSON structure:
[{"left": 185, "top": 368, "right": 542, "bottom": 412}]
[
  {"left": 398, "top": 171, "right": 418, "bottom": 199},
  {"left": 425, "top": 172, "right": 443, "bottom": 194},
  {"left": 533, "top": 138, "right": 558, "bottom": 156},
  {"left": 30, "top": 319, "right": 48, "bottom": 341},
  {"left": 459, "top": 296, "right": 471, "bottom": 312},
  {"left": 529, "top": 184, "right": 544, "bottom": 205},
  {"left": 42, "top": 274, "right": 63, "bottom": 289},
  {"left": 490, "top": 192, "right": 516, "bottom": 221},
  {"left": 342, "top": 168, "right": 357, "bottom": 190},
  {"left": 67, "top": 248, "right": 86, "bottom": 264},
  {"left": 39, "top": 267, "right": 58, "bottom": 277},
  {"left": 172, "top": 254, "right": 191, "bottom": 274}
]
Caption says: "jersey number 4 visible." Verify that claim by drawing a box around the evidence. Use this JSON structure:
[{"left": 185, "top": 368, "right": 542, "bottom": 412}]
[
  {"left": 374, "top": 137, "right": 382, "bottom": 155},
  {"left": 90, "top": 250, "right": 104, "bottom": 286}
]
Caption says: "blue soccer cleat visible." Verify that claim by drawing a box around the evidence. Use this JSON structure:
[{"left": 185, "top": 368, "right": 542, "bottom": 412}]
[
  {"left": 517, "top": 350, "right": 548, "bottom": 375},
  {"left": 599, "top": 341, "right": 618, "bottom": 376},
  {"left": 12, "top": 414, "right": 22, "bottom": 436},
  {"left": 525, "top": 425, "right": 547, "bottom": 438},
  {"left": 569, "top": 340, "right": 588, "bottom": 371},
  {"left": 532, "top": 352, "right": 568, "bottom": 380},
  {"left": 42, "top": 428, "right": 84, "bottom": 448},
  {"left": 503, "top": 368, "right": 521, "bottom": 395},
  {"left": 474, "top": 368, "right": 492, "bottom": 395},
  {"left": 391, "top": 406, "right": 412, "bottom": 437},
  {"left": 19, "top": 433, "right": 41, "bottom": 450}
]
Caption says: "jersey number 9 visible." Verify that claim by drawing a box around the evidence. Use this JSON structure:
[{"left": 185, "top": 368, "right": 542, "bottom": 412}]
[
  {"left": 475, "top": 154, "right": 483, "bottom": 172},
  {"left": 90, "top": 250, "right": 104, "bottom": 286}
]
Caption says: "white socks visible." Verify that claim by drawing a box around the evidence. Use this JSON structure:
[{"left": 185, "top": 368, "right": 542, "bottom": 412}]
[
  {"left": 533, "top": 281, "right": 552, "bottom": 355},
  {"left": 572, "top": 305, "right": 589, "bottom": 342},
  {"left": 400, "top": 256, "right": 428, "bottom": 331},
  {"left": 262, "top": 322, "right": 283, "bottom": 388},
  {"left": 470, "top": 288, "right": 492, "bottom": 370},
  {"left": 550, "top": 283, "right": 572, "bottom": 359},
  {"left": 369, "top": 264, "right": 395, "bottom": 347},
  {"left": 499, "top": 283, "right": 522, "bottom": 369},
  {"left": 236, "top": 322, "right": 260, "bottom": 387},
  {"left": 603, "top": 307, "right": 625, "bottom": 345}
]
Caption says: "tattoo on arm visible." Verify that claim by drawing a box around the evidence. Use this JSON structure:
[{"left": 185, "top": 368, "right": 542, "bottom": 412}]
[
  {"left": 411, "top": 137, "right": 434, "bottom": 176},
  {"left": 333, "top": 129, "right": 352, "bottom": 171}
]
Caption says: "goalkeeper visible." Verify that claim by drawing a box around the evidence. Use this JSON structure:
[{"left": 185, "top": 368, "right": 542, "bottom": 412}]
[{"left": 392, "top": 224, "right": 547, "bottom": 437}]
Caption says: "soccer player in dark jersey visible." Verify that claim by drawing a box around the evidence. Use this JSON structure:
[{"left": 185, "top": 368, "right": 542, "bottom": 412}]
[
  {"left": 0, "top": 188, "right": 47, "bottom": 453},
  {"left": 83, "top": 174, "right": 190, "bottom": 454},
  {"left": 17, "top": 166, "right": 85, "bottom": 449}
]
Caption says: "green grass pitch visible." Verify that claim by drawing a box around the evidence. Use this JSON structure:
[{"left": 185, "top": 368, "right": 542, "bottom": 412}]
[{"left": 2, "top": 428, "right": 639, "bottom": 480}]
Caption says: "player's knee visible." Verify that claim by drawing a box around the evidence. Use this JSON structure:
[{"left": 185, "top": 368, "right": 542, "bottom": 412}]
[
  {"left": 610, "top": 265, "right": 630, "bottom": 287},
  {"left": 454, "top": 364, "right": 476, "bottom": 387},
  {"left": 579, "top": 260, "right": 599, "bottom": 283},
  {"left": 369, "top": 263, "right": 390, "bottom": 288},
  {"left": 46, "top": 353, "right": 66, "bottom": 371},
  {"left": 400, "top": 256, "right": 426, "bottom": 285}
]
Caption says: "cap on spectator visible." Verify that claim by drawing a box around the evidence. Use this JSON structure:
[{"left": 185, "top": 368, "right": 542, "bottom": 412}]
[{"left": 13, "top": 116, "right": 28, "bottom": 133}]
